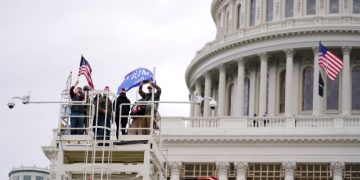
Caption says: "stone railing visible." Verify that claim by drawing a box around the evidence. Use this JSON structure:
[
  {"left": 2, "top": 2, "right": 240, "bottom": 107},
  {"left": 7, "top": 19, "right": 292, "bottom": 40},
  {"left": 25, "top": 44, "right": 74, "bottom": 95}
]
[{"left": 161, "top": 115, "right": 360, "bottom": 130}]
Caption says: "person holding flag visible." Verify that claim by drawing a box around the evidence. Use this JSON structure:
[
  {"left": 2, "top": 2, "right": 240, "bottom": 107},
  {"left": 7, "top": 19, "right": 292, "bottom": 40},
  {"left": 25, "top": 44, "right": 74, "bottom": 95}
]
[{"left": 69, "top": 80, "right": 85, "bottom": 135}]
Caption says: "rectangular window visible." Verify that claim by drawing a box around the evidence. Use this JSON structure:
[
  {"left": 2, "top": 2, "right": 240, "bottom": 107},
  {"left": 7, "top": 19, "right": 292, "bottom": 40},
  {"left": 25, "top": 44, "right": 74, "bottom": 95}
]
[
  {"left": 285, "top": 0, "right": 294, "bottom": 18},
  {"left": 250, "top": 0, "right": 256, "bottom": 26},
  {"left": 354, "top": 0, "right": 360, "bottom": 13},
  {"left": 24, "top": 175, "right": 32, "bottom": 180},
  {"left": 36, "top": 176, "right": 43, "bottom": 180},
  {"left": 14, "top": 176, "right": 20, "bottom": 180},
  {"left": 267, "top": 0, "right": 274, "bottom": 21},
  {"left": 329, "top": 0, "right": 339, "bottom": 13},
  {"left": 306, "top": 0, "right": 316, "bottom": 15}
]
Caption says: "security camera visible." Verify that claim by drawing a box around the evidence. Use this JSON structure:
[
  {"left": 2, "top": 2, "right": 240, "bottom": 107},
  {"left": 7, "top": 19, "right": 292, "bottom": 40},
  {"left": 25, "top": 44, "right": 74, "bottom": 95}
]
[
  {"left": 7, "top": 100, "right": 15, "bottom": 109},
  {"left": 209, "top": 99, "right": 217, "bottom": 110}
]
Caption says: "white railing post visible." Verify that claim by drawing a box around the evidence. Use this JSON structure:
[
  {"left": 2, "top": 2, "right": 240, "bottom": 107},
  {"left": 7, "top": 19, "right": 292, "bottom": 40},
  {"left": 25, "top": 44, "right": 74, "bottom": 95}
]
[
  {"left": 334, "top": 118, "right": 344, "bottom": 128},
  {"left": 286, "top": 118, "right": 296, "bottom": 128}
]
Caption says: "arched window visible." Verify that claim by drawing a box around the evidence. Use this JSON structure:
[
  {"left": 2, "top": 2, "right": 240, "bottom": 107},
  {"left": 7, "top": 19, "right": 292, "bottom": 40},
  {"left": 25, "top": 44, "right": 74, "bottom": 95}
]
[
  {"left": 329, "top": 0, "right": 339, "bottom": 13},
  {"left": 237, "top": 4, "right": 241, "bottom": 29},
  {"left": 306, "top": 0, "right": 316, "bottom": 15},
  {"left": 354, "top": 0, "right": 360, "bottom": 14},
  {"left": 227, "top": 83, "right": 234, "bottom": 116},
  {"left": 244, "top": 78, "right": 250, "bottom": 116},
  {"left": 326, "top": 77, "right": 339, "bottom": 110},
  {"left": 266, "top": 0, "right": 273, "bottom": 22},
  {"left": 302, "top": 67, "right": 314, "bottom": 111},
  {"left": 285, "top": 0, "right": 294, "bottom": 18},
  {"left": 352, "top": 66, "right": 360, "bottom": 110},
  {"left": 279, "top": 70, "right": 286, "bottom": 113},
  {"left": 250, "top": 0, "right": 256, "bottom": 26}
]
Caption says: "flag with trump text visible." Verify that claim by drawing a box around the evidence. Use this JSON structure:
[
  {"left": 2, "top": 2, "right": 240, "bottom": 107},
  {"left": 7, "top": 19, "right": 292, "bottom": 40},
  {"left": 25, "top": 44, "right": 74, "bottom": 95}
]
[
  {"left": 78, "top": 56, "right": 94, "bottom": 89},
  {"left": 318, "top": 42, "right": 343, "bottom": 81},
  {"left": 117, "top": 68, "right": 153, "bottom": 94}
]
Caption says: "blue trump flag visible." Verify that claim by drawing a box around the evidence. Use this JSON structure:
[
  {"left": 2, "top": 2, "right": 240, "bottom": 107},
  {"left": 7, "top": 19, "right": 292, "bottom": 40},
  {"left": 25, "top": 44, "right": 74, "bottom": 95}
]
[{"left": 117, "top": 68, "right": 153, "bottom": 94}]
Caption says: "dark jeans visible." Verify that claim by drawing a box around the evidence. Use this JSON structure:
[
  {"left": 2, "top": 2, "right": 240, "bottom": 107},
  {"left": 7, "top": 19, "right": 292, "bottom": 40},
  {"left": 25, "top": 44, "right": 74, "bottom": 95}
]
[
  {"left": 70, "top": 111, "right": 84, "bottom": 135},
  {"left": 93, "top": 115, "right": 111, "bottom": 140},
  {"left": 115, "top": 117, "right": 128, "bottom": 139}
]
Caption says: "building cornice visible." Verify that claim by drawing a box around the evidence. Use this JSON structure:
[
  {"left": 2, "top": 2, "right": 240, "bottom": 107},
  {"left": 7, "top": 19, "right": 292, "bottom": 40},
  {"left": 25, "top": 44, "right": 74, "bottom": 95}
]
[
  {"left": 185, "top": 24, "right": 360, "bottom": 88},
  {"left": 162, "top": 135, "right": 360, "bottom": 144}
]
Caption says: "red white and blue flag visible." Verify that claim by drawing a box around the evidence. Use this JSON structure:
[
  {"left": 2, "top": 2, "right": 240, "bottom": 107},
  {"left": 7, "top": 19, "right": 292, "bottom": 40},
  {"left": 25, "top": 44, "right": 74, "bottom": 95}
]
[
  {"left": 78, "top": 56, "right": 94, "bottom": 89},
  {"left": 318, "top": 42, "right": 343, "bottom": 81}
]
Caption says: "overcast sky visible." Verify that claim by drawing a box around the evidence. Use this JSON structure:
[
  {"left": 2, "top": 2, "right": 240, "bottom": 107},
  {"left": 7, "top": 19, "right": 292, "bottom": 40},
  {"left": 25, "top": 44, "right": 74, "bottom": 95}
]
[{"left": 0, "top": 0, "right": 215, "bottom": 178}]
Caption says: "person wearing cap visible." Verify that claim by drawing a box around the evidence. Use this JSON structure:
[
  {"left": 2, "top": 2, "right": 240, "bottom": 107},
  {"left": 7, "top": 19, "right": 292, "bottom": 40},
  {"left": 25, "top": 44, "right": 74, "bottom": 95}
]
[
  {"left": 69, "top": 80, "right": 85, "bottom": 135},
  {"left": 114, "top": 88, "right": 131, "bottom": 138},
  {"left": 137, "top": 80, "right": 162, "bottom": 134}
]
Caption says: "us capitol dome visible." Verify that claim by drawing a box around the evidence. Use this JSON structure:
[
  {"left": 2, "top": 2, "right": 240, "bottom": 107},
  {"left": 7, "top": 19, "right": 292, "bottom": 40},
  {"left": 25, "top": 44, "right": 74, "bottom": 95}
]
[{"left": 186, "top": 0, "right": 360, "bottom": 118}]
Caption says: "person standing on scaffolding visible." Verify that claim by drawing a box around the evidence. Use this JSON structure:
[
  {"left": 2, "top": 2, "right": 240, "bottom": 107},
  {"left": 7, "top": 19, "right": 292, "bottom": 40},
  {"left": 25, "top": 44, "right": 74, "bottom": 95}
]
[
  {"left": 69, "top": 80, "right": 85, "bottom": 135},
  {"left": 138, "top": 80, "right": 161, "bottom": 134},
  {"left": 114, "top": 88, "right": 131, "bottom": 138},
  {"left": 94, "top": 86, "right": 113, "bottom": 140}
]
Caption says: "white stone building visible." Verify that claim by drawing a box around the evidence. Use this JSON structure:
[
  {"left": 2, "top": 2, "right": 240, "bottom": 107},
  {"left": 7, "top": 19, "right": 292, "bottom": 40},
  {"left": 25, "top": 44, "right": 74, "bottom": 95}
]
[
  {"left": 8, "top": 166, "right": 50, "bottom": 180},
  {"left": 42, "top": 0, "right": 360, "bottom": 180}
]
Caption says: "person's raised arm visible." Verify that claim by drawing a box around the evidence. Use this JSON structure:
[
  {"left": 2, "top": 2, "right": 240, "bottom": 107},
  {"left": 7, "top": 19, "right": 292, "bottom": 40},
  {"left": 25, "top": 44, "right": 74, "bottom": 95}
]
[{"left": 139, "top": 82, "right": 146, "bottom": 98}]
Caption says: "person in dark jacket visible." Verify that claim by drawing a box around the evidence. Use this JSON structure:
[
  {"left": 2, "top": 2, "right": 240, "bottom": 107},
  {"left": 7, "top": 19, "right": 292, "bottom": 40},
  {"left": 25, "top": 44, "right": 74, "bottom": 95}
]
[
  {"left": 93, "top": 87, "right": 113, "bottom": 140},
  {"left": 69, "top": 80, "right": 85, "bottom": 135},
  {"left": 138, "top": 80, "right": 162, "bottom": 134},
  {"left": 114, "top": 88, "right": 131, "bottom": 138}
]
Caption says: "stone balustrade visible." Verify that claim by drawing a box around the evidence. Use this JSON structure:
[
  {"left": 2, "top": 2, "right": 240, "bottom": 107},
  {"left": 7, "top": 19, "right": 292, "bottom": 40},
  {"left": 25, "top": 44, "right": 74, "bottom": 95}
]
[{"left": 161, "top": 115, "right": 360, "bottom": 130}]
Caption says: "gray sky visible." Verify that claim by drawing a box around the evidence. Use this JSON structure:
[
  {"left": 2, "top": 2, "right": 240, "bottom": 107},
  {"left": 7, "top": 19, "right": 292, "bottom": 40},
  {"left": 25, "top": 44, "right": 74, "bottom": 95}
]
[{"left": 0, "top": 0, "right": 215, "bottom": 178}]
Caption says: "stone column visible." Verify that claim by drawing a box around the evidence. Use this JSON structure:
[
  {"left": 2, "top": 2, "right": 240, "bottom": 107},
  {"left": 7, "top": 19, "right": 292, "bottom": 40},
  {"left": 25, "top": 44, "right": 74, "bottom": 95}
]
[
  {"left": 282, "top": 161, "right": 296, "bottom": 180},
  {"left": 195, "top": 81, "right": 202, "bottom": 117},
  {"left": 216, "top": 161, "right": 230, "bottom": 180},
  {"left": 218, "top": 65, "right": 227, "bottom": 117},
  {"left": 259, "top": 53, "right": 268, "bottom": 116},
  {"left": 312, "top": 47, "right": 322, "bottom": 115},
  {"left": 268, "top": 61, "right": 277, "bottom": 116},
  {"left": 190, "top": 90, "right": 195, "bottom": 117},
  {"left": 237, "top": 59, "right": 245, "bottom": 116},
  {"left": 249, "top": 66, "right": 256, "bottom": 116},
  {"left": 234, "top": 161, "right": 248, "bottom": 180},
  {"left": 204, "top": 72, "right": 212, "bottom": 117},
  {"left": 284, "top": 49, "right": 294, "bottom": 116},
  {"left": 169, "top": 161, "right": 182, "bottom": 180},
  {"left": 331, "top": 161, "right": 345, "bottom": 180},
  {"left": 342, "top": 46, "right": 352, "bottom": 115}
]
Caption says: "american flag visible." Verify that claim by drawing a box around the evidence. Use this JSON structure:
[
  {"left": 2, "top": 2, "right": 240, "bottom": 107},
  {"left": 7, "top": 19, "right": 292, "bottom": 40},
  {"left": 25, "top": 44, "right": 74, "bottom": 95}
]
[
  {"left": 79, "top": 56, "right": 94, "bottom": 89},
  {"left": 318, "top": 42, "right": 343, "bottom": 81}
]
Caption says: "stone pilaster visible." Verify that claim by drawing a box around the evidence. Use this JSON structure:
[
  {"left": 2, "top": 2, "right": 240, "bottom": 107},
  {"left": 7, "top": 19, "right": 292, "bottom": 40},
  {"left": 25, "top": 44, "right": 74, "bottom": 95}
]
[
  {"left": 216, "top": 161, "right": 230, "bottom": 180},
  {"left": 282, "top": 161, "right": 296, "bottom": 180},
  {"left": 169, "top": 161, "right": 182, "bottom": 180},
  {"left": 234, "top": 161, "right": 248, "bottom": 180},
  {"left": 331, "top": 161, "right": 345, "bottom": 180}
]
